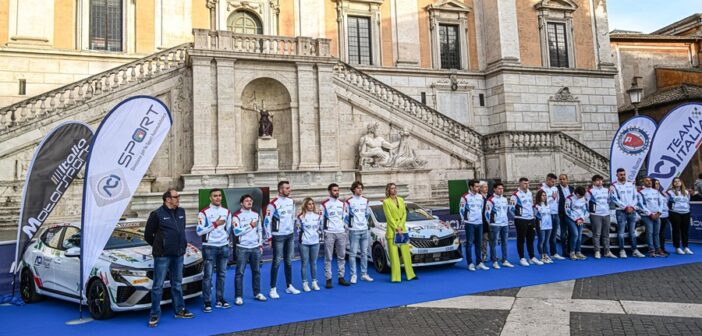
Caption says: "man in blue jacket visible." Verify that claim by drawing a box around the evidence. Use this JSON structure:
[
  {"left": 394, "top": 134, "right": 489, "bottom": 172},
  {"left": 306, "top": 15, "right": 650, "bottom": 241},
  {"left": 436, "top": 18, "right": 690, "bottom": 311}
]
[{"left": 144, "top": 188, "right": 194, "bottom": 327}]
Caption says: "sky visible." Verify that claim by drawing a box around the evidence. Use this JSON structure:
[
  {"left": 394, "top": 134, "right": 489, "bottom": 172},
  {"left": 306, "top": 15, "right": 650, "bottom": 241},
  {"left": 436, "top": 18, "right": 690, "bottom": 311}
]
[{"left": 607, "top": 0, "right": 702, "bottom": 33}]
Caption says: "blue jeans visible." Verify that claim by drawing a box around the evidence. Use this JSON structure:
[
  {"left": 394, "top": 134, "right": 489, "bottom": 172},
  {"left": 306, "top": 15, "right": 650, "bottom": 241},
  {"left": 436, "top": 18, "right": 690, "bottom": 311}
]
[
  {"left": 299, "top": 243, "right": 320, "bottom": 283},
  {"left": 489, "top": 225, "right": 509, "bottom": 262},
  {"left": 202, "top": 245, "right": 229, "bottom": 304},
  {"left": 235, "top": 246, "right": 261, "bottom": 298},
  {"left": 616, "top": 210, "right": 638, "bottom": 252},
  {"left": 548, "top": 214, "right": 561, "bottom": 255},
  {"left": 349, "top": 230, "right": 370, "bottom": 277},
  {"left": 641, "top": 216, "right": 661, "bottom": 252},
  {"left": 465, "top": 223, "right": 483, "bottom": 265},
  {"left": 538, "top": 229, "right": 552, "bottom": 256},
  {"left": 567, "top": 218, "right": 584, "bottom": 253},
  {"left": 270, "top": 233, "right": 294, "bottom": 288},
  {"left": 150, "top": 255, "right": 184, "bottom": 317}
]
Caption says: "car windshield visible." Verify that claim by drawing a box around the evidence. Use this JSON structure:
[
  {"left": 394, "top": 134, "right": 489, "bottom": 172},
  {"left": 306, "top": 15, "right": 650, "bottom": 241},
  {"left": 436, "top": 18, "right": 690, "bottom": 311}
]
[
  {"left": 104, "top": 224, "right": 149, "bottom": 250},
  {"left": 371, "top": 203, "right": 433, "bottom": 223}
]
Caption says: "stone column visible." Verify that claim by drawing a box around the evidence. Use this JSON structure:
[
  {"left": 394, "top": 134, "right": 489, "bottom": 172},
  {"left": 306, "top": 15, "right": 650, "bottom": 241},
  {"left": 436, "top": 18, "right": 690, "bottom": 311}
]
[
  {"left": 482, "top": 0, "right": 520, "bottom": 68},
  {"left": 216, "top": 58, "right": 239, "bottom": 173},
  {"left": 296, "top": 63, "right": 320, "bottom": 169},
  {"left": 317, "top": 63, "right": 339, "bottom": 169},
  {"left": 591, "top": 0, "right": 615, "bottom": 70},
  {"left": 191, "top": 56, "right": 217, "bottom": 174}
]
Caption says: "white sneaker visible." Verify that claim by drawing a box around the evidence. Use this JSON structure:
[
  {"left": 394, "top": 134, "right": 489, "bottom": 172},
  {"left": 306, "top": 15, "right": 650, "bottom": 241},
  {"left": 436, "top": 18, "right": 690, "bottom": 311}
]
[
  {"left": 269, "top": 288, "right": 280, "bottom": 299},
  {"left": 493, "top": 261, "right": 501, "bottom": 269},
  {"left": 361, "top": 274, "right": 374, "bottom": 282},
  {"left": 544, "top": 256, "right": 554, "bottom": 264},
  {"left": 684, "top": 247, "right": 694, "bottom": 255},
  {"left": 254, "top": 293, "right": 267, "bottom": 301},
  {"left": 552, "top": 254, "right": 566, "bottom": 260},
  {"left": 311, "top": 280, "right": 321, "bottom": 291},
  {"left": 468, "top": 263, "right": 476, "bottom": 271},
  {"left": 285, "top": 285, "right": 301, "bottom": 295},
  {"left": 502, "top": 260, "right": 514, "bottom": 268},
  {"left": 235, "top": 297, "right": 243, "bottom": 305},
  {"left": 530, "top": 257, "right": 544, "bottom": 265},
  {"left": 604, "top": 251, "right": 618, "bottom": 259},
  {"left": 350, "top": 275, "right": 357, "bottom": 284},
  {"left": 302, "top": 282, "right": 311, "bottom": 292},
  {"left": 519, "top": 258, "right": 530, "bottom": 267},
  {"left": 477, "top": 262, "right": 489, "bottom": 270},
  {"left": 619, "top": 250, "right": 628, "bottom": 259},
  {"left": 633, "top": 250, "right": 645, "bottom": 258},
  {"left": 594, "top": 251, "right": 601, "bottom": 259},
  {"left": 676, "top": 248, "right": 685, "bottom": 255}
]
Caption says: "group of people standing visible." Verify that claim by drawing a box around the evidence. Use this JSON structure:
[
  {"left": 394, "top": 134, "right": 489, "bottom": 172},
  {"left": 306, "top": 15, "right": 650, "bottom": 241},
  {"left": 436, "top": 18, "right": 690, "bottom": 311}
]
[
  {"left": 144, "top": 180, "right": 416, "bottom": 327},
  {"left": 460, "top": 170, "right": 695, "bottom": 273}
]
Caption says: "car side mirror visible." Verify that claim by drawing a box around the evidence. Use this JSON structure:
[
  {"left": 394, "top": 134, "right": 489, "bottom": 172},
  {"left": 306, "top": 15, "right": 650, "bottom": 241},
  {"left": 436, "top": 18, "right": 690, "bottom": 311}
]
[{"left": 65, "top": 247, "right": 81, "bottom": 257}]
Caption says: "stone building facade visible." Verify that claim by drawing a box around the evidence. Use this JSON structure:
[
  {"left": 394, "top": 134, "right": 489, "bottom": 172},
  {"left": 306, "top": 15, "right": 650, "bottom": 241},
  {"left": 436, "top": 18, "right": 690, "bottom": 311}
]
[{"left": 0, "top": 0, "right": 617, "bottom": 228}]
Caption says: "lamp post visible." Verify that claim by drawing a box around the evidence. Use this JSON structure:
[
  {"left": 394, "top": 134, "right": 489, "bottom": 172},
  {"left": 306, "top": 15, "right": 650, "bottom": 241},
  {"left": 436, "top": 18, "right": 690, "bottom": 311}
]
[{"left": 627, "top": 77, "right": 643, "bottom": 116}]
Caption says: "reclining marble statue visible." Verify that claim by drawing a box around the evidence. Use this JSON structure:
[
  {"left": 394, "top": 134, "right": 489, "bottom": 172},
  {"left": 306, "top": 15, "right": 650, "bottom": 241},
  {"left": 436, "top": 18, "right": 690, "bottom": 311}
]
[{"left": 358, "top": 123, "right": 427, "bottom": 169}]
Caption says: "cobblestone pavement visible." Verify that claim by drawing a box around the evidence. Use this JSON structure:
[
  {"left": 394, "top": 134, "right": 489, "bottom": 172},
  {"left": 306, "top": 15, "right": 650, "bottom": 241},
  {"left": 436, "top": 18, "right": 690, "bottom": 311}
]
[
  {"left": 572, "top": 263, "right": 702, "bottom": 303},
  {"left": 222, "top": 262, "right": 702, "bottom": 336},
  {"left": 571, "top": 313, "right": 702, "bottom": 336}
]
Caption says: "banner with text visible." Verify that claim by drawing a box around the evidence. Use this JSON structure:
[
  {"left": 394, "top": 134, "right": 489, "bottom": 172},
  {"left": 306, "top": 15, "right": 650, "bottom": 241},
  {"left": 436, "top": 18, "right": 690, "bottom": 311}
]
[
  {"left": 609, "top": 115, "right": 657, "bottom": 182},
  {"left": 11, "top": 122, "right": 92, "bottom": 274},
  {"left": 647, "top": 103, "right": 702, "bottom": 189},
  {"left": 81, "top": 96, "right": 172, "bottom": 291}
]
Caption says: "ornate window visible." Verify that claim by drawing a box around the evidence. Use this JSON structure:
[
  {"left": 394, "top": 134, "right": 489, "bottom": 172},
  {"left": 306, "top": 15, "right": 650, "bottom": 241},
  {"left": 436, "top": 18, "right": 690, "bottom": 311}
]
[
  {"left": 426, "top": 1, "right": 471, "bottom": 70},
  {"left": 89, "top": 0, "right": 123, "bottom": 51},
  {"left": 535, "top": 0, "right": 577, "bottom": 68},
  {"left": 227, "top": 10, "right": 263, "bottom": 34},
  {"left": 347, "top": 16, "right": 372, "bottom": 65},
  {"left": 336, "top": 0, "right": 382, "bottom": 66}
]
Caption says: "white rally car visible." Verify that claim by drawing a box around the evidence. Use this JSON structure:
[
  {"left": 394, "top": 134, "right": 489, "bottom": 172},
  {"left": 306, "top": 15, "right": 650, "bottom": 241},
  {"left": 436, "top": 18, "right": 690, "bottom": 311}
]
[
  {"left": 19, "top": 219, "right": 204, "bottom": 320},
  {"left": 352, "top": 201, "right": 462, "bottom": 273}
]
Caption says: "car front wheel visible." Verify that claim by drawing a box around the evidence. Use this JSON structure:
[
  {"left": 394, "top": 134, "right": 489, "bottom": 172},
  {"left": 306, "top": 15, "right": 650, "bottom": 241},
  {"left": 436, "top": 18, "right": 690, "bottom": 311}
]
[
  {"left": 87, "top": 279, "right": 114, "bottom": 320},
  {"left": 372, "top": 244, "right": 390, "bottom": 274},
  {"left": 20, "top": 268, "right": 42, "bottom": 303}
]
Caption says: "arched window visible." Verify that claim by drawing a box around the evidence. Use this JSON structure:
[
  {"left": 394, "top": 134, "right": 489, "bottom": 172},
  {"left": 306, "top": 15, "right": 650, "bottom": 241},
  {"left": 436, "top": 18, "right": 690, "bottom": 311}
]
[{"left": 227, "top": 11, "right": 263, "bottom": 35}]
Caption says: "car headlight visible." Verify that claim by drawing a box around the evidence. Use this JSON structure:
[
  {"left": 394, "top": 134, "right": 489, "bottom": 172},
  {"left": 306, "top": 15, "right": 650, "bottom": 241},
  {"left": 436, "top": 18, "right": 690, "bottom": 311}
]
[
  {"left": 111, "top": 265, "right": 148, "bottom": 283},
  {"left": 454, "top": 236, "right": 460, "bottom": 245}
]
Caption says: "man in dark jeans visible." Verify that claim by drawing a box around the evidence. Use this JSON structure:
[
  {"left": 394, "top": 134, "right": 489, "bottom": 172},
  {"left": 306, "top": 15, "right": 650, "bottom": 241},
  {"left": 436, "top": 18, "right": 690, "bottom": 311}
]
[
  {"left": 556, "top": 174, "right": 574, "bottom": 257},
  {"left": 144, "top": 188, "right": 194, "bottom": 327}
]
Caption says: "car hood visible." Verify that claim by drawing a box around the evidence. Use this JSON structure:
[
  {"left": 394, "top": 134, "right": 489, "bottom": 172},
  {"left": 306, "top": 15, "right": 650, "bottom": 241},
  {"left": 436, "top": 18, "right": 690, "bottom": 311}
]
[
  {"left": 99, "top": 244, "right": 202, "bottom": 269},
  {"left": 405, "top": 219, "right": 454, "bottom": 238}
]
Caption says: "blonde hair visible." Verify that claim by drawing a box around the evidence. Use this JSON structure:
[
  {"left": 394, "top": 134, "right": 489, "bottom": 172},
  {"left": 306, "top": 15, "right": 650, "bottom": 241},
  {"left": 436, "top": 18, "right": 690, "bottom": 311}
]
[
  {"left": 300, "top": 197, "right": 316, "bottom": 216},
  {"left": 385, "top": 183, "right": 396, "bottom": 198},
  {"left": 668, "top": 177, "right": 688, "bottom": 196}
]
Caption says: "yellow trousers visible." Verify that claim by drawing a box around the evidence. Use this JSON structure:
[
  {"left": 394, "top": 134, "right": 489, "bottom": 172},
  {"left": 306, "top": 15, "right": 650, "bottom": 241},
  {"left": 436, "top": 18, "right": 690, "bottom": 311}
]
[{"left": 387, "top": 240, "right": 416, "bottom": 282}]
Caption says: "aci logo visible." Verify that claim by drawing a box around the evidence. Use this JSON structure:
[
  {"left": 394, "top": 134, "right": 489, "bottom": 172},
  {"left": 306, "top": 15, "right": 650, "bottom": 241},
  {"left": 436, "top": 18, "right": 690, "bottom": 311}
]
[
  {"left": 617, "top": 126, "right": 650, "bottom": 155},
  {"left": 132, "top": 128, "right": 147, "bottom": 143},
  {"left": 89, "top": 169, "right": 132, "bottom": 207}
]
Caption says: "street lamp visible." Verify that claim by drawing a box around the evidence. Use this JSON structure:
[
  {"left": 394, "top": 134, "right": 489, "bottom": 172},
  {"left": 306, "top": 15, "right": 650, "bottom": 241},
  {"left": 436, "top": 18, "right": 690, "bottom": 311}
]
[{"left": 627, "top": 77, "right": 643, "bottom": 116}]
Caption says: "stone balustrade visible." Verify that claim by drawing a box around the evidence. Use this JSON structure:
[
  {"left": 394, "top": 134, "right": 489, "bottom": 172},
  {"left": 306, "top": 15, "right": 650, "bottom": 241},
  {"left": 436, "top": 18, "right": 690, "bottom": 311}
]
[
  {"left": 332, "top": 61, "right": 483, "bottom": 153},
  {"left": 193, "top": 29, "right": 331, "bottom": 57},
  {"left": 483, "top": 131, "right": 609, "bottom": 174},
  {"left": 0, "top": 43, "right": 190, "bottom": 132}
]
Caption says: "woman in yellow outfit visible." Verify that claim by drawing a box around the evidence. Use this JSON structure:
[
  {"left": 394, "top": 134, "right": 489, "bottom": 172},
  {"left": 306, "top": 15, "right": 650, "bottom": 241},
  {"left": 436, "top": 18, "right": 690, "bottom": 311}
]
[{"left": 382, "top": 183, "right": 417, "bottom": 282}]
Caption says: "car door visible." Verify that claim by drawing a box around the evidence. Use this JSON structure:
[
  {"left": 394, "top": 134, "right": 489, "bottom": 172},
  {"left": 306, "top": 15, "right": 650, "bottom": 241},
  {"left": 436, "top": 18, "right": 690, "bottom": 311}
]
[
  {"left": 52, "top": 226, "right": 81, "bottom": 297},
  {"left": 34, "top": 226, "right": 65, "bottom": 291}
]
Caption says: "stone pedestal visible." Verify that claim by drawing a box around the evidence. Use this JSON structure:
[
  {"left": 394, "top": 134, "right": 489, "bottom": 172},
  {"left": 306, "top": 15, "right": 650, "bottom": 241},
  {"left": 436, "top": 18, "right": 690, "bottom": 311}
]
[{"left": 256, "top": 137, "right": 279, "bottom": 171}]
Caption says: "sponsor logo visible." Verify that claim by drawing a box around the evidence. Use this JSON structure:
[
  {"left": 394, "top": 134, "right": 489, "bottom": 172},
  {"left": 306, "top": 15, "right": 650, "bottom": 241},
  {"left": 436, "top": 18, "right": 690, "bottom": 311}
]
[
  {"left": 22, "top": 138, "right": 90, "bottom": 240},
  {"left": 616, "top": 126, "right": 650, "bottom": 155},
  {"left": 650, "top": 107, "right": 702, "bottom": 181},
  {"left": 34, "top": 256, "right": 42, "bottom": 266},
  {"left": 89, "top": 169, "right": 132, "bottom": 207},
  {"left": 431, "top": 235, "right": 440, "bottom": 246},
  {"left": 118, "top": 104, "right": 165, "bottom": 170}
]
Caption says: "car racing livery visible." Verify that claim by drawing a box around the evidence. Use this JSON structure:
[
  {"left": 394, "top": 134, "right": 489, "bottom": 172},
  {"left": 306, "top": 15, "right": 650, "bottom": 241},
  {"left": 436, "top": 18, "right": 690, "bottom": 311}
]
[{"left": 19, "top": 219, "right": 203, "bottom": 320}]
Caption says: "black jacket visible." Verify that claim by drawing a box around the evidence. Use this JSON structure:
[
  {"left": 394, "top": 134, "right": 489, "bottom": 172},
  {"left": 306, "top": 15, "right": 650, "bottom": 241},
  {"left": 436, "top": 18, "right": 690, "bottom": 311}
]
[
  {"left": 144, "top": 205, "right": 187, "bottom": 257},
  {"left": 557, "top": 185, "right": 574, "bottom": 218}
]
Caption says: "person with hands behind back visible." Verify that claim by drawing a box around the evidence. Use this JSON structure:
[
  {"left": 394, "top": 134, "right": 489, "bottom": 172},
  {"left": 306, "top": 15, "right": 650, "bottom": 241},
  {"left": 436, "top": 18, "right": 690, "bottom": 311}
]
[
  {"left": 295, "top": 197, "right": 323, "bottom": 292},
  {"left": 565, "top": 186, "right": 589, "bottom": 260},
  {"left": 233, "top": 194, "right": 267, "bottom": 306},
  {"left": 382, "top": 183, "right": 417, "bottom": 283}
]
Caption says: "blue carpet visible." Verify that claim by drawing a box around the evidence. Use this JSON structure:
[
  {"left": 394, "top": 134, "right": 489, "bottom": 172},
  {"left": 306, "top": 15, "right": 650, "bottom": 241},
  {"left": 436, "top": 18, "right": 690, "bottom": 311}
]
[{"left": 2, "top": 241, "right": 701, "bottom": 336}]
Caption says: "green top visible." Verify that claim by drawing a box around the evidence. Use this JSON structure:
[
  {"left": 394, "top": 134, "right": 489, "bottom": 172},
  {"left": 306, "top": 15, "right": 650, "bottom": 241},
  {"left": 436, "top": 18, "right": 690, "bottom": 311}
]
[{"left": 382, "top": 196, "right": 406, "bottom": 239}]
